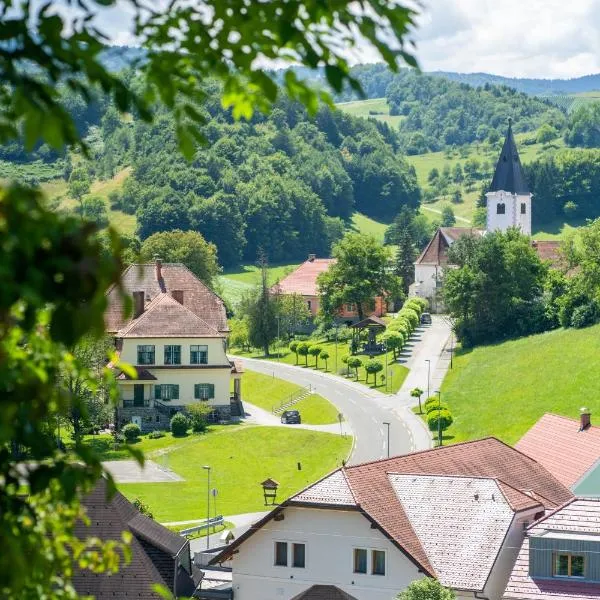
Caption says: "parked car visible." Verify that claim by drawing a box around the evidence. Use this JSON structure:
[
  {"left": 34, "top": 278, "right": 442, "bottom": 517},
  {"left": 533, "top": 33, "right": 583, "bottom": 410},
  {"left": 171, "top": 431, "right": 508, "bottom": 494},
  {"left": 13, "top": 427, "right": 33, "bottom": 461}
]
[
  {"left": 420, "top": 312, "right": 432, "bottom": 325},
  {"left": 281, "top": 410, "right": 301, "bottom": 424}
]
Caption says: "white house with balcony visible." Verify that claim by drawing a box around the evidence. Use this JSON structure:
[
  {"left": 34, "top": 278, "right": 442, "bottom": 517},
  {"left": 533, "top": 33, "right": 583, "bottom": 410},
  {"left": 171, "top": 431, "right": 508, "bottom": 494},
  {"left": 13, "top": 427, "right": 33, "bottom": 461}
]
[
  {"left": 105, "top": 260, "right": 242, "bottom": 431},
  {"left": 210, "top": 438, "right": 573, "bottom": 600}
]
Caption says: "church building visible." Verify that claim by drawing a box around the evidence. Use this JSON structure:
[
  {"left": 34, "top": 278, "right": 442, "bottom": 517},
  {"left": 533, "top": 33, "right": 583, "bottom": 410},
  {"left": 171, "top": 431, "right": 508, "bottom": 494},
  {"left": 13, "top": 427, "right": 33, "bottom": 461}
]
[{"left": 411, "top": 120, "right": 560, "bottom": 310}]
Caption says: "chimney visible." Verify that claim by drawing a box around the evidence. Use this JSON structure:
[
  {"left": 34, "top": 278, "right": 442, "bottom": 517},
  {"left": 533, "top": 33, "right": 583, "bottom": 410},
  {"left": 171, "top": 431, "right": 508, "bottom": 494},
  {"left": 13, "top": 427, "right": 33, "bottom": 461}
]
[
  {"left": 171, "top": 290, "right": 184, "bottom": 305},
  {"left": 132, "top": 291, "right": 145, "bottom": 319},
  {"left": 308, "top": 254, "right": 316, "bottom": 262},
  {"left": 154, "top": 255, "right": 162, "bottom": 280},
  {"left": 580, "top": 408, "right": 591, "bottom": 431}
]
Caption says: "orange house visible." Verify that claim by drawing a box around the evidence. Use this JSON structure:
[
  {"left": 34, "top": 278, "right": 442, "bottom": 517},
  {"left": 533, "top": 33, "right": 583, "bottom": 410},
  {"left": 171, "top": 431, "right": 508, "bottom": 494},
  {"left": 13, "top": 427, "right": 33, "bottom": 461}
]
[{"left": 272, "top": 254, "right": 387, "bottom": 320}]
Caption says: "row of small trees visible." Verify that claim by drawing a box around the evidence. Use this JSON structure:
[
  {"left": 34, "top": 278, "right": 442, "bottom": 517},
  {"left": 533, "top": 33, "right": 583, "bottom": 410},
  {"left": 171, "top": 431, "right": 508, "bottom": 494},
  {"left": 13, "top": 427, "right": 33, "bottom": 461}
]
[{"left": 289, "top": 341, "right": 331, "bottom": 370}]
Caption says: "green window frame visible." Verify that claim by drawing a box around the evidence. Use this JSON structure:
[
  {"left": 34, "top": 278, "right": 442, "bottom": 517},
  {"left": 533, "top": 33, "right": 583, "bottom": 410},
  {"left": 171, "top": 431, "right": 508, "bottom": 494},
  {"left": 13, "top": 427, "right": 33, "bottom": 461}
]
[
  {"left": 194, "top": 383, "right": 215, "bottom": 400},
  {"left": 154, "top": 384, "right": 179, "bottom": 401},
  {"left": 137, "top": 345, "right": 155, "bottom": 365},
  {"left": 164, "top": 345, "right": 181, "bottom": 365},
  {"left": 190, "top": 345, "right": 208, "bottom": 364},
  {"left": 553, "top": 552, "right": 585, "bottom": 578}
]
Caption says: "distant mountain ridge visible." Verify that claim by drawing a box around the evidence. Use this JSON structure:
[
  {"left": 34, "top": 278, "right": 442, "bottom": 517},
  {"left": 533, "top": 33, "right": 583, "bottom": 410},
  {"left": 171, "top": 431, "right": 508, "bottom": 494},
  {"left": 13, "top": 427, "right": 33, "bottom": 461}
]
[{"left": 428, "top": 71, "right": 600, "bottom": 96}]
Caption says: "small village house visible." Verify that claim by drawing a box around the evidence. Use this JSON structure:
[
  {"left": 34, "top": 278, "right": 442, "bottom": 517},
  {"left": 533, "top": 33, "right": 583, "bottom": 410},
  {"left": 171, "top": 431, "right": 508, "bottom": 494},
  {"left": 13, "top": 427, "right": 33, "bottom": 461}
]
[
  {"left": 105, "top": 259, "right": 243, "bottom": 431},
  {"left": 210, "top": 438, "right": 572, "bottom": 600},
  {"left": 272, "top": 254, "right": 387, "bottom": 324}
]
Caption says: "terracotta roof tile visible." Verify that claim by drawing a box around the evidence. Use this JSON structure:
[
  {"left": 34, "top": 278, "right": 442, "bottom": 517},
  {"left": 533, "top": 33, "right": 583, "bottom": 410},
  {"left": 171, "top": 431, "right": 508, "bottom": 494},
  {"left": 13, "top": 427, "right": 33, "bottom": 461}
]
[
  {"left": 290, "top": 585, "right": 359, "bottom": 600},
  {"left": 504, "top": 499, "right": 600, "bottom": 599},
  {"left": 415, "top": 228, "right": 484, "bottom": 266},
  {"left": 272, "top": 258, "right": 335, "bottom": 296},
  {"left": 390, "top": 474, "right": 516, "bottom": 591},
  {"left": 105, "top": 263, "right": 228, "bottom": 333},
  {"left": 117, "top": 293, "right": 224, "bottom": 338},
  {"left": 516, "top": 414, "right": 600, "bottom": 489}
]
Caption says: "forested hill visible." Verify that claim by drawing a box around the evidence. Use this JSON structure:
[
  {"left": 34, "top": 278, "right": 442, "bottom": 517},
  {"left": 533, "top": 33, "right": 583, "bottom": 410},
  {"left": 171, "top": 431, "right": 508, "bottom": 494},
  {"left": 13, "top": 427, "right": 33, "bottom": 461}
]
[{"left": 61, "top": 83, "right": 420, "bottom": 267}]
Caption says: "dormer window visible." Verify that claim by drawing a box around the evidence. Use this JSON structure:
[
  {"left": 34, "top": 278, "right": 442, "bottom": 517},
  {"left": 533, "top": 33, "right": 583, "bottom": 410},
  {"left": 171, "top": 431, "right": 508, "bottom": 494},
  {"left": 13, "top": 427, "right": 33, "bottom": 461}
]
[
  {"left": 553, "top": 552, "right": 585, "bottom": 578},
  {"left": 497, "top": 203, "right": 506, "bottom": 215}
]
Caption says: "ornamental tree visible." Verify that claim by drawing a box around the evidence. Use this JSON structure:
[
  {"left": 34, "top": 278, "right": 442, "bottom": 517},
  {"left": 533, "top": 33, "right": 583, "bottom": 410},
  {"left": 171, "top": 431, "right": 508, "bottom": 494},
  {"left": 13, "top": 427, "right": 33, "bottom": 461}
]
[
  {"left": 297, "top": 342, "right": 310, "bottom": 366},
  {"left": 320, "top": 350, "right": 330, "bottom": 372},
  {"left": 308, "top": 345, "right": 323, "bottom": 368},
  {"left": 364, "top": 359, "right": 384, "bottom": 385},
  {"left": 347, "top": 356, "right": 363, "bottom": 380},
  {"left": 410, "top": 387, "right": 424, "bottom": 413}
]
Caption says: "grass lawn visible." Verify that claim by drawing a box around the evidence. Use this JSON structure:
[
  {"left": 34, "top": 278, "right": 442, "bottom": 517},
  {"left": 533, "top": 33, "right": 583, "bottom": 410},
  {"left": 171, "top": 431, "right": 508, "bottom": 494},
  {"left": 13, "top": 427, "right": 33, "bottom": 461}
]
[
  {"left": 234, "top": 336, "right": 409, "bottom": 394},
  {"left": 336, "top": 98, "right": 404, "bottom": 129},
  {"left": 241, "top": 370, "right": 340, "bottom": 424},
  {"left": 440, "top": 323, "right": 600, "bottom": 446},
  {"left": 349, "top": 212, "right": 390, "bottom": 243},
  {"left": 118, "top": 425, "right": 351, "bottom": 521}
]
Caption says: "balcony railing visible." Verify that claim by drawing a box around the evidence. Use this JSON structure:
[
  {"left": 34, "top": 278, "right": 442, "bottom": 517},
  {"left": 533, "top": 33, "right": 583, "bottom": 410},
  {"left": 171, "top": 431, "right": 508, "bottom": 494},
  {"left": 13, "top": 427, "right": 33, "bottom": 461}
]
[{"left": 123, "top": 398, "right": 151, "bottom": 408}]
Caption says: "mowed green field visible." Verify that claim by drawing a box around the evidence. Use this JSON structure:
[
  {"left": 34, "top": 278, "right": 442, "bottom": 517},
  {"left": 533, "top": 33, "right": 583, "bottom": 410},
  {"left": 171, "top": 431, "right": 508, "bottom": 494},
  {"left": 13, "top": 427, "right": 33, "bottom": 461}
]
[
  {"left": 119, "top": 426, "right": 351, "bottom": 521},
  {"left": 336, "top": 97, "right": 404, "bottom": 128},
  {"left": 240, "top": 369, "right": 340, "bottom": 424},
  {"left": 349, "top": 212, "right": 390, "bottom": 243},
  {"left": 441, "top": 323, "right": 600, "bottom": 445}
]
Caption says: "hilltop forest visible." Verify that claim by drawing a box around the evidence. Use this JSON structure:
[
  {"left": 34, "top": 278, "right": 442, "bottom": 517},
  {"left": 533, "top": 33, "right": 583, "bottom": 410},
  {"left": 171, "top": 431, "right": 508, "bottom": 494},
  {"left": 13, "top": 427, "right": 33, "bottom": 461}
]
[{"left": 6, "top": 55, "right": 600, "bottom": 269}]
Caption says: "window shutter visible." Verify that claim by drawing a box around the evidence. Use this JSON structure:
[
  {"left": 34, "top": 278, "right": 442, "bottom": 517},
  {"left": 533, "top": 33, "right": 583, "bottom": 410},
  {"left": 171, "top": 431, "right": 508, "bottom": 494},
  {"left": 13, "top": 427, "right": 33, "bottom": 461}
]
[
  {"left": 173, "top": 385, "right": 179, "bottom": 400},
  {"left": 194, "top": 384, "right": 199, "bottom": 399},
  {"left": 154, "top": 385, "right": 161, "bottom": 400},
  {"left": 209, "top": 384, "right": 215, "bottom": 399}
]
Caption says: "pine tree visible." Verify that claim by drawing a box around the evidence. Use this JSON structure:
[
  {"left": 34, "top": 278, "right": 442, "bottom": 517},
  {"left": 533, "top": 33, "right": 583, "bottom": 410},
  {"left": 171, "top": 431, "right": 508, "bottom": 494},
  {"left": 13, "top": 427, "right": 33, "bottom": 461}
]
[{"left": 395, "top": 229, "right": 417, "bottom": 295}]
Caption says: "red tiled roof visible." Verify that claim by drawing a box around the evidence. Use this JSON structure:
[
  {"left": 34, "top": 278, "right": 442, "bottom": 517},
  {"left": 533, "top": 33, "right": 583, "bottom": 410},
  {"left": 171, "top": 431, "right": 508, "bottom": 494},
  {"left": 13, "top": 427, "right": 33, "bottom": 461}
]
[
  {"left": 117, "top": 293, "right": 224, "bottom": 338},
  {"left": 214, "top": 438, "right": 572, "bottom": 580},
  {"left": 504, "top": 498, "right": 600, "bottom": 599},
  {"left": 272, "top": 258, "right": 335, "bottom": 296},
  {"left": 532, "top": 240, "right": 562, "bottom": 263},
  {"left": 290, "top": 585, "right": 358, "bottom": 600},
  {"left": 105, "top": 263, "right": 228, "bottom": 334},
  {"left": 516, "top": 413, "right": 600, "bottom": 489},
  {"left": 230, "top": 359, "right": 244, "bottom": 374}
]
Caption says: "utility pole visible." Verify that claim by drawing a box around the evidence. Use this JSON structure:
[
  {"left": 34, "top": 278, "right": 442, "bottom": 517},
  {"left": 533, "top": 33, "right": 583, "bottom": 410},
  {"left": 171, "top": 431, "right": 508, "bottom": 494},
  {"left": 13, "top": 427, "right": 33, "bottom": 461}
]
[
  {"left": 383, "top": 422, "right": 390, "bottom": 458},
  {"left": 425, "top": 359, "right": 431, "bottom": 399},
  {"left": 203, "top": 465, "right": 211, "bottom": 550}
]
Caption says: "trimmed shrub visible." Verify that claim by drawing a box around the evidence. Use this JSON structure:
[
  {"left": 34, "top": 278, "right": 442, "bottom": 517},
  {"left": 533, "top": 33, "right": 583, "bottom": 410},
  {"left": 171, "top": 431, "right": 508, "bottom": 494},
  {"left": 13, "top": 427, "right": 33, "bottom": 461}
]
[
  {"left": 364, "top": 359, "right": 384, "bottom": 384},
  {"left": 297, "top": 341, "right": 310, "bottom": 365},
  {"left": 170, "top": 412, "right": 189, "bottom": 437},
  {"left": 347, "top": 356, "right": 362, "bottom": 379},
  {"left": 320, "top": 349, "right": 330, "bottom": 371},
  {"left": 289, "top": 341, "right": 299, "bottom": 363},
  {"left": 410, "top": 297, "right": 429, "bottom": 312},
  {"left": 308, "top": 345, "right": 322, "bottom": 368},
  {"left": 426, "top": 408, "right": 454, "bottom": 435},
  {"left": 187, "top": 403, "right": 212, "bottom": 433},
  {"left": 399, "top": 307, "right": 419, "bottom": 329},
  {"left": 147, "top": 430, "right": 165, "bottom": 439},
  {"left": 423, "top": 396, "right": 441, "bottom": 412},
  {"left": 426, "top": 401, "right": 449, "bottom": 414},
  {"left": 122, "top": 423, "right": 141, "bottom": 442},
  {"left": 571, "top": 302, "right": 598, "bottom": 329},
  {"left": 404, "top": 300, "right": 424, "bottom": 315},
  {"left": 382, "top": 331, "right": 404, "bottom": 359}
]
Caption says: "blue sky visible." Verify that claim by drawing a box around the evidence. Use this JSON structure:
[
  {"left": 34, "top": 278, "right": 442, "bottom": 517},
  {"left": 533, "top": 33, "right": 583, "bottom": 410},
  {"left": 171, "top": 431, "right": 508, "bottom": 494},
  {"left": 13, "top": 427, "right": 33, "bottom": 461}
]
[{"left": 91, "top": 0, "right": 600, "bottom": 79}]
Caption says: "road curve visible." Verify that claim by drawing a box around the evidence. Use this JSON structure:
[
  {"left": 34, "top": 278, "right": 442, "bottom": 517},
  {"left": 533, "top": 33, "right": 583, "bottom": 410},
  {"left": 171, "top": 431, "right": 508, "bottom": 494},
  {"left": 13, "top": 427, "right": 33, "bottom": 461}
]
[{"left": 234, "top": 356, "right": 429, "bottom": 465}]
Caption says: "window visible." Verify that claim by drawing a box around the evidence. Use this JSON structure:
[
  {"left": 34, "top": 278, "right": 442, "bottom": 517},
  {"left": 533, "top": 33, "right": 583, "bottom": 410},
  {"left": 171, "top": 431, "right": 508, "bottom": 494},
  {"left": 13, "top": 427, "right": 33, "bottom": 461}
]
[
  {"left": 292, "top": 543, "right": 305, "bottom": 568},
  {"left": 194, "top": 383, "right": 215, "bottom": 401},
  {"left": 521, "top": 202, "right": 527, "bottom": 214},
  {"left": 353, "top": 548, "right": 367, "bottom": 574},
  {"left": 372, "top": 550, "right": 386, "bottom": 576},
  {"left": 345, "top": 303, "right": 356, "bottom": 312},
  {"left": 274, "top": 542, "right": 288, "bottom": 567},
  {"left": 554, "top": 553, "right": 585, "bottom": 578},
  {"left": 164, "top": 345, "right": 181, "bottom": 365},
  {"left": 190, "top": 345, "right": 208, "bottom": 365},
  {"left": 137, "top": 345, "right": 155, "bottom": 365},
  {"left": 307, "top": 300, "right": 312, "bottom": 311},
  {"left": 154, "top": 384, "right": 179, "bottom": 401},
  {"left": 497, "top": 203, "right": 506, "bottom": 215}
]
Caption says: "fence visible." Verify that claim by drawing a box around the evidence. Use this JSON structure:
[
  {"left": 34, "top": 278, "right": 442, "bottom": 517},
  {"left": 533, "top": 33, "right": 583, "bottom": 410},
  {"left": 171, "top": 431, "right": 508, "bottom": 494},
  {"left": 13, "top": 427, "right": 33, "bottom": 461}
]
[
  {"left": 179, "top": 515, "right": 224, "bottom": 537},
  {"left": 272, "top": 384, "right": 312, "bottom": 414}
]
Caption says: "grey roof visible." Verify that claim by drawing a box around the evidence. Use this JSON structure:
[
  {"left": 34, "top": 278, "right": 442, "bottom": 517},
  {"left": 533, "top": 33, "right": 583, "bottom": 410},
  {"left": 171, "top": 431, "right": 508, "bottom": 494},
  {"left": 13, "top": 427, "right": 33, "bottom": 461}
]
[{"left": 490, "top": 120, "right": 530, "bottom": 195}]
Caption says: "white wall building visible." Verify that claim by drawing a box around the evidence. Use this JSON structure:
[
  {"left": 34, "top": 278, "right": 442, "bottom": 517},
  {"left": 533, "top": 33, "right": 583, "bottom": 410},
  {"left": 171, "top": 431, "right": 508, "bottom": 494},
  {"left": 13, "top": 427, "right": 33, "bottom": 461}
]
[
  {"left": 105, "top": 260, "right": 242, "bottom": 431},
  {"left": 211, "top": 439, "right": 573, "bottom": 600}
]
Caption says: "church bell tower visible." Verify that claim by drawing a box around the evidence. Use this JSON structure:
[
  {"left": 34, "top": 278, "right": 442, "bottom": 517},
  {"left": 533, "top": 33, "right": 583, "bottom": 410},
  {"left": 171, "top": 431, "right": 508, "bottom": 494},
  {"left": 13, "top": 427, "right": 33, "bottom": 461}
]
[{"left": 486, "top": 119, "right": 532, "bottom": 235}]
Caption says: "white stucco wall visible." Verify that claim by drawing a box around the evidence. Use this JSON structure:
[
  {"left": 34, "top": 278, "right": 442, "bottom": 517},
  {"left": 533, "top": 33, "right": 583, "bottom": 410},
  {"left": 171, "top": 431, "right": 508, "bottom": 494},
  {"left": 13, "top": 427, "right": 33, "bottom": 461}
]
[
  {"left": 231, "top": 507, "right": 423, "bottom": 600},
  {"left": 486, "top": 191, "right": 532, "bottom": 235},
  {"left": 118, "top": 336, "right": 232, "bottom": 407}
]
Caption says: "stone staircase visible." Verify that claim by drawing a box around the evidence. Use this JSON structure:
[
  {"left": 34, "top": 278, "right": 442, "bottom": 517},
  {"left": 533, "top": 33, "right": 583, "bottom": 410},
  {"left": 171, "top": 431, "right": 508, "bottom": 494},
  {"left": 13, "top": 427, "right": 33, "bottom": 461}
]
[{"left": 272, "top": 385, "right": 312, "bottom": 414}]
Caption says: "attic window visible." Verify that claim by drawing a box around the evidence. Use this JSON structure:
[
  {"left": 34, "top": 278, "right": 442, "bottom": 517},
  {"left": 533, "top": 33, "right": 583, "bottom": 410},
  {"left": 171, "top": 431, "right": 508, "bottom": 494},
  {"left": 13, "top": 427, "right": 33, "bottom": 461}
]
[
  {"left": 497, "top": 203, "right": 506, "bottom": 215},
  {"left": 553, "top": 552, "right": 585, "bottom": 578}
]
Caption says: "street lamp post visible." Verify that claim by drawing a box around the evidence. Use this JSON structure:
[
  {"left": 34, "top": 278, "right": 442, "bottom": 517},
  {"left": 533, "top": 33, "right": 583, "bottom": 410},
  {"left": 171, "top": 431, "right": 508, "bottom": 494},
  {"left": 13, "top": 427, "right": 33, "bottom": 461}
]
[
  {"left": 383, "top": 422, "right": 390, "bottom": 458},
  {"left": 435, "top": 390, "right": 442, "bottom": 447},
  {"left": 203, "top": 465, "right": 211, "bottom": 550},
  {"left": 334, "top": 324, "right": 339, "bottom": 374},
  {"left": 425, "top": 359, "right": 431, "bottom": 400}
]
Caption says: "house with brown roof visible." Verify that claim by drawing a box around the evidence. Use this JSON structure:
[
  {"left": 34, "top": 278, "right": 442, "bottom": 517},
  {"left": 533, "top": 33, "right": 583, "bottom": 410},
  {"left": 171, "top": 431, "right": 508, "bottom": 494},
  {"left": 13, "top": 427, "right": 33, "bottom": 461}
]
[
  {"left": 504, "top": 498, "right": 600, "bottom": 600},
  {"left": 516, "top": 411, "right": 600, "bottom": 496},
  {"left": 74, "top": 478, "right": 202, "bottom": 598},
  {"left": 210, "top": 438, "right": 572, "bottom": 600},
  {"left": 106, "top": 259, "right": 243, "bottom": 431},
  {"left": 272, "top": 254, "right": 387, "bottom": 322}
]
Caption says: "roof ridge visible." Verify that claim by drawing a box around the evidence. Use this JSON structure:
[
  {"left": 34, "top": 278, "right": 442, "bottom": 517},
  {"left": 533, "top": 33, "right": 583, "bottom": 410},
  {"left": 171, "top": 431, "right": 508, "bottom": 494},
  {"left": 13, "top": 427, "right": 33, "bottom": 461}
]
[
  {"left": 290, "top": 466, "right": 344, "bottom": 501},
  {"left": 526, "top": 497, "right": 578, "bottom": 531},
  {"left": 414, "top": 228, "right": 442, "bottom": 265},
  {"left": 341, "top": 467, "right": 358, "bottom": 506},
  {"left": 116, "top": 293, "right": 167, "bottom": 336},
  {"left": 494, "top": 477, "right": 544, "bottom": 511}
]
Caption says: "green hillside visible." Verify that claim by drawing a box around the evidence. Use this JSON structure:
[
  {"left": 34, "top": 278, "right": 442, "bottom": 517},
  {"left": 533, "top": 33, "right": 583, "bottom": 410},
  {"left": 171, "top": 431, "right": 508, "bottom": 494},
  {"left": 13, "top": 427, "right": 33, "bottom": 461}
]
[
  {"left": 336, "top": 97, "right": 404, "bottom": 128},
  {"left": 441, "top": 324, "right": 600, "bottom": 445}
]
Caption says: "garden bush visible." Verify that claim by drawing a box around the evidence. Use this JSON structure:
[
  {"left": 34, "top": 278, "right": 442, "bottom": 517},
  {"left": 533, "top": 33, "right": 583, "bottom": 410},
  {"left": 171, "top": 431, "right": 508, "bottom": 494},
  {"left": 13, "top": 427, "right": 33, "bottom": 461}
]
[
  {"left": 170, "top": 412, "right": 190, "bottom": 437},
  {"left": 426, "top": 401, "right": 449, "bottom": 414},
  {"left": 404, "top": 300, "right": 424, "bottom": 316},
  {"left": 426, "top": 408, "right": 454, "bottom": 433},
  {"left": 147, "top": 430, "right": 165, "bottom": 439},
  {"left": 423, "top": 396, "right": 442, "bottom": 412},
  {"left": 122, "top": 423, "right": 141, "bottom": 442},
  {"left": 571, "top": 302, "right": 598, "bottom": 329},
  {"left": 364, "top": 359, "right": 383, "bottom": 384},
  {"left": 187, "top": 403, "right": 212, "bottom": 433}
]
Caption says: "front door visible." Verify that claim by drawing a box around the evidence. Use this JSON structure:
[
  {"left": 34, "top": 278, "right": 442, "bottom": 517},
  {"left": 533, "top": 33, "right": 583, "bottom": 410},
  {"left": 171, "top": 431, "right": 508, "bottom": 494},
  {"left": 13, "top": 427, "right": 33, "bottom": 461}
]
[{"left": 133, "top": 384, "right": 145, "bottom": 407}]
